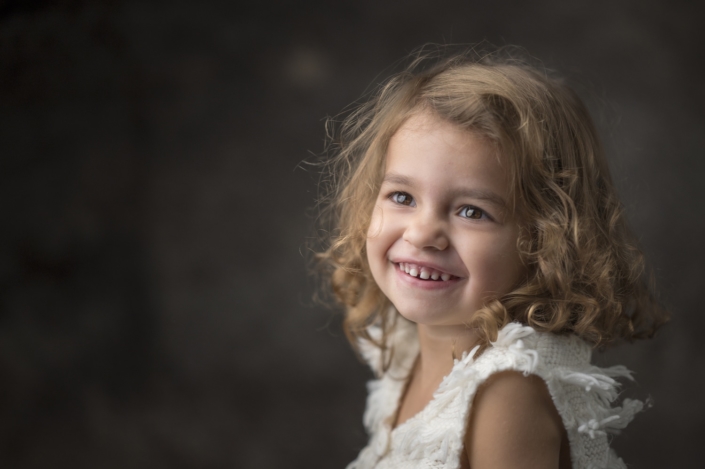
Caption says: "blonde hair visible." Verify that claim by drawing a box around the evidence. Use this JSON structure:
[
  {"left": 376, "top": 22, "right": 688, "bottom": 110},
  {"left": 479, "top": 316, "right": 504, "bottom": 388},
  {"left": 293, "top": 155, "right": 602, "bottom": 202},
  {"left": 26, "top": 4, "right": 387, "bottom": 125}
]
[{"left": 316, "top": 47, "right": 668, "bottom": 362}]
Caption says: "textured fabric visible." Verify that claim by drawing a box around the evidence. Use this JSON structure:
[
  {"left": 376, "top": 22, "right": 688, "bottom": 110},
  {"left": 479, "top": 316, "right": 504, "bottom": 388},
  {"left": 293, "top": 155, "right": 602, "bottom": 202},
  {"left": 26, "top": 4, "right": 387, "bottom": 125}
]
[{"left": 347, "top": 317, "right": 642, "bottom": 469}]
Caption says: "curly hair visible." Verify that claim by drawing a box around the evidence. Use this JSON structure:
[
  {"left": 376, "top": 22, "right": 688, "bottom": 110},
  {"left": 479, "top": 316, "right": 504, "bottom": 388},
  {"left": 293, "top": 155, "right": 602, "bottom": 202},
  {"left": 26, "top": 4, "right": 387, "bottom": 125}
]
[{"left": 316, "top": 46, "right": 668, "bottom": 363}]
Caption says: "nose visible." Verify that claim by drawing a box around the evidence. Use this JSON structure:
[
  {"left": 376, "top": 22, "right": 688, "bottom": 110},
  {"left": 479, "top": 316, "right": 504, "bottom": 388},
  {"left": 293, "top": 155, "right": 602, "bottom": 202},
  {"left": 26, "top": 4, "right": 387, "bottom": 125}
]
[{"left": 403, "top": 209, "right": 449, "bottom": 251}]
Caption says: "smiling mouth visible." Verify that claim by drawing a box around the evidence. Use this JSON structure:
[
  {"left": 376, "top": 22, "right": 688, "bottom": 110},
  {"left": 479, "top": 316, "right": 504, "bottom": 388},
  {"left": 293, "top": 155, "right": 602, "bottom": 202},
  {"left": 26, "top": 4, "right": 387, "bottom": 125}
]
[{"left": 396, "top": 262, "right": 458, "bottom": 282}]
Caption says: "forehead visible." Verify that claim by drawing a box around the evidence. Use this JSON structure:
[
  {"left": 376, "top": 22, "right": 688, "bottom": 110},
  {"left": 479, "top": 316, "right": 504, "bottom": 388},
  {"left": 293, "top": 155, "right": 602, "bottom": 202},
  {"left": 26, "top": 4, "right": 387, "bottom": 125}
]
[
  {"left": 384, "top": 111, "right": 511, "bottom": 201},
  {"left": 387, "top": 112, "right": 504, "bottom": 173},
  {"left": 389, "top": 111, "right": 502, "bottom": 163}
]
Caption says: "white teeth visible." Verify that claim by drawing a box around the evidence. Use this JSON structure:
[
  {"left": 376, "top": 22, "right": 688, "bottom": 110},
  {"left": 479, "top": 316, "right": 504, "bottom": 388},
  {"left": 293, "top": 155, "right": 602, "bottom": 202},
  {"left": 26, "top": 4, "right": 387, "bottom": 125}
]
[{"left": 398, "top": 262, "right": 453, "bottom": 281}]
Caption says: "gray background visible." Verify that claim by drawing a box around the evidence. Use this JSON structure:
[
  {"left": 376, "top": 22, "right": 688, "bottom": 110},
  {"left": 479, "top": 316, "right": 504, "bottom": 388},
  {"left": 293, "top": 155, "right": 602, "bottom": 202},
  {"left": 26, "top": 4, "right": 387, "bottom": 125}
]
[{"left": 1, "top": 0, "right": 703, "bottom": 467}]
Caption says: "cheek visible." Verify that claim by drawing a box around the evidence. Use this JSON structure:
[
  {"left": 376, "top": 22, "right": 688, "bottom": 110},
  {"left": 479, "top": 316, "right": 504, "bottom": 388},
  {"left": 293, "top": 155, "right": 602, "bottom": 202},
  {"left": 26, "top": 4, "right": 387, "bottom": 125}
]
[
  {"left": 464, "top": 234, "right": 524, "bottom": 291},
  {"left": 366, "top": 205, "right": 387, "bottom": 275},
  {"left": 367, "top": 204, "right": 383, "bottom": 238}
]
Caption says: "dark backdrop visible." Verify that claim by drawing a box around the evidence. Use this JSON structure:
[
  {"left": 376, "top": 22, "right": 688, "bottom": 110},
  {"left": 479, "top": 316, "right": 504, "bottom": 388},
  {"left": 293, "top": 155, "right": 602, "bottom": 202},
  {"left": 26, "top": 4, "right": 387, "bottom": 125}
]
[{"left": 1, "top": 0, "right": 703, "bottom": 467}]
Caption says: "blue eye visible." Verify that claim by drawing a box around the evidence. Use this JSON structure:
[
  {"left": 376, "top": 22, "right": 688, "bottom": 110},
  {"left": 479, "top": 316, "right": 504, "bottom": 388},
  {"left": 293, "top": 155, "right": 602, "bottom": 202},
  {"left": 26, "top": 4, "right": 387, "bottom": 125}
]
[
  {"left": 391, "top": 192, "right": 415, "bottom": 206},
  {"left": 459, "top": 206, "right": 485, "bottom": 220}
]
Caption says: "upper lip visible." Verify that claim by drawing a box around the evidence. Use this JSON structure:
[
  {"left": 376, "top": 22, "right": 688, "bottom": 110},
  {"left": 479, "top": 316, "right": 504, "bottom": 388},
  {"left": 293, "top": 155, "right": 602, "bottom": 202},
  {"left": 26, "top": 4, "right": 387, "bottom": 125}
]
[{"left": 389, "top": 257, "right": 464, "bottom": 278}]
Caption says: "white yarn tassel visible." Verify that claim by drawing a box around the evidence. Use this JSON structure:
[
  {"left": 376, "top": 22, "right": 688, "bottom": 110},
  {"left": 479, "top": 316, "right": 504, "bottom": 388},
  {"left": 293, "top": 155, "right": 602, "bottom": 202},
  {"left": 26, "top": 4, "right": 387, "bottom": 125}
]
[
  {"left": 491, "top": 324, "right": 540, "bottom": 374},
  {"left": 358, "top": 325, "right": 384, "bottom": 376},
  {"left": 561, "top": 371, "right": 616, "bottom": 392},
  {"left": 459, "top": 345, "right": 480, "bottom": 366},
  {"left": 493, "top": 323, "right": 536, "bottom": 347},
  {"left": 558, "top": 364, "right": 634, "bottom": 404},
  {"left": 577, "top": 415, "right": 621, "bottom": 439},
  {"left": 601, "top": 364, "right": 635, "bottom": 381},
  {"left": 508, "top": 338, "right": 539, "bottom": 373},
  {"left": 605, "top": 399, "right": 644, "bottom": 432},
  {"left": 577, "top": 398, "right": 644, "bottom": 439}
]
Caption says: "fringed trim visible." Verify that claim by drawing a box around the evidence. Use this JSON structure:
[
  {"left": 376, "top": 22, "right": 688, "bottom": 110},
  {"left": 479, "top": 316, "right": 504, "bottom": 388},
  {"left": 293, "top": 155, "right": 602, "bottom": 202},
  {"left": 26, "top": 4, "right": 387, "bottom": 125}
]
[
  {"left": 393, "top": 323, "right": 546, "bottom": 464},
  {"left": 493, "top": 322, "right": 537, "bottom": 347},
  {"left": 358, "top": 315, "right": 418, "bottom": 446},
  {"left": 576, "top": 398, "right": 644, "bottom": 439},
  {"left": 351, "top": 320, "right": 644, "bottom": 469},
  {"left": 553, "top": 360, "right": 643, "bottom": 446},
  {"left": 491, "top": 323, "right": 540, "bottom": 374},
  {"left": 357, "top": 313, "right": 417, "bottom": 378},
  {"left": 357, "top": 325, "right": 384, "bottom": 376},
  {"left": 557, "top": 364, "right": 635, "bottom": 404}
]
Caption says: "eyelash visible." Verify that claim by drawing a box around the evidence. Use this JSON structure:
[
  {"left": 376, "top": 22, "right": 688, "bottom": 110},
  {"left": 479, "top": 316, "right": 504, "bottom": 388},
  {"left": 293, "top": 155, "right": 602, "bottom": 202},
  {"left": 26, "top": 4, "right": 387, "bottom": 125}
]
[{"left": 388, "top": 191, "right": 491, "bottom": 221}]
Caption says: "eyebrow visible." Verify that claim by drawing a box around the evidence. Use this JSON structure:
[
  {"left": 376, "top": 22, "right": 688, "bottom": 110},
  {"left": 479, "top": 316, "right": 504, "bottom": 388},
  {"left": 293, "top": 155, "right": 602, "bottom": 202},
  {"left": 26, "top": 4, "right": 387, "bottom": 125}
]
[{"left": 382, "top": 172, "right": 508, "bottom": 208}]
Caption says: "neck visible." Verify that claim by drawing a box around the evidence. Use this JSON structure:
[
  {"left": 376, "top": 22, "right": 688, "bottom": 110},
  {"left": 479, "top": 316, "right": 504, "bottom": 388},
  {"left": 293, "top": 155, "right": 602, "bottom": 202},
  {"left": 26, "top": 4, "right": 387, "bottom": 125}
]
[{"left": 414, "top": 323, "right": 480, "bottom": 389}]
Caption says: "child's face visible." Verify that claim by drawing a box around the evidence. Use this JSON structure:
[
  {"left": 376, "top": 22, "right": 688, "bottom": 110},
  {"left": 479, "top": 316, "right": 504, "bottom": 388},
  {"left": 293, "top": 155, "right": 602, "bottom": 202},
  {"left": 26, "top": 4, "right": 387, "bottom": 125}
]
[{"left": 366, "top": 112, "right": 524, "bottom": 328}]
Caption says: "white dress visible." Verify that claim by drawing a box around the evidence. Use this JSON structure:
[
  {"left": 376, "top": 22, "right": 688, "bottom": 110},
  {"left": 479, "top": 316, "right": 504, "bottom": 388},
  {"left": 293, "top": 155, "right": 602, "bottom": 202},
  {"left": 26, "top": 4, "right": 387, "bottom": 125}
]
[{"left": 347, "top": 317, "right": 643, "bottom": 469}]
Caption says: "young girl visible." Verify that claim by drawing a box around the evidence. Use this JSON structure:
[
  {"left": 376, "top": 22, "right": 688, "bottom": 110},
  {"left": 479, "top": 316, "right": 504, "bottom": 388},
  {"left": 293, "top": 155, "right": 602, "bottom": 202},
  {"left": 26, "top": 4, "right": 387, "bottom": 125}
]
[{"left": 317, "top": 48, "right": 668, "bottom": 469}]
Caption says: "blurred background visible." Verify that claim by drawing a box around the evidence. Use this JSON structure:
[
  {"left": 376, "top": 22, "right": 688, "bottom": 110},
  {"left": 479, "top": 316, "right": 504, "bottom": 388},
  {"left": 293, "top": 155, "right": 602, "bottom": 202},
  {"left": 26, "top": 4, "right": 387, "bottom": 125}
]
[{"left": 1, "top": 0, "right": 703, "bottom": 467}]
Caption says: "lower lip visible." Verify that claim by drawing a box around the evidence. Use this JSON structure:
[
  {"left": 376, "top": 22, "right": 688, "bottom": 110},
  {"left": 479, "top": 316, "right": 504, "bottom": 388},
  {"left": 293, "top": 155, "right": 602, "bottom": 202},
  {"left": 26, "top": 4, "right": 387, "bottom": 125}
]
[{"left": 393, "top": 263, "right": 462, "bottom": 290}]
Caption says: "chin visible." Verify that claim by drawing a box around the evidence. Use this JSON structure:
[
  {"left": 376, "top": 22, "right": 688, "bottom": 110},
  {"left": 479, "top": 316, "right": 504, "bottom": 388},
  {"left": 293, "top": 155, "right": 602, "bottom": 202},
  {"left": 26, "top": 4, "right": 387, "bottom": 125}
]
[{"left": 393, "top": 303, "right": 465, "bottom": 327}]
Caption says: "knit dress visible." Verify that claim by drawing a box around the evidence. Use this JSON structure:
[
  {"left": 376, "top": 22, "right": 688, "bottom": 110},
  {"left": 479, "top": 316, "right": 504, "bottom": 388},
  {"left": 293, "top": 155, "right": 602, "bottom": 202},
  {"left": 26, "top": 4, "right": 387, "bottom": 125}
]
[{"left": 347, "top": 317, "right": 643, "bottom": 469}]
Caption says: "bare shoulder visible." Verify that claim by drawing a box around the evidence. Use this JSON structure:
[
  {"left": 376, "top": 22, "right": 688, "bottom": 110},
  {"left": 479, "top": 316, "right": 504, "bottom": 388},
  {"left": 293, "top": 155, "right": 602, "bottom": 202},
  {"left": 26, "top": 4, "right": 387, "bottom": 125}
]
[{"left": 464, "top": 370, "right": 568, "bottom": 469}]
